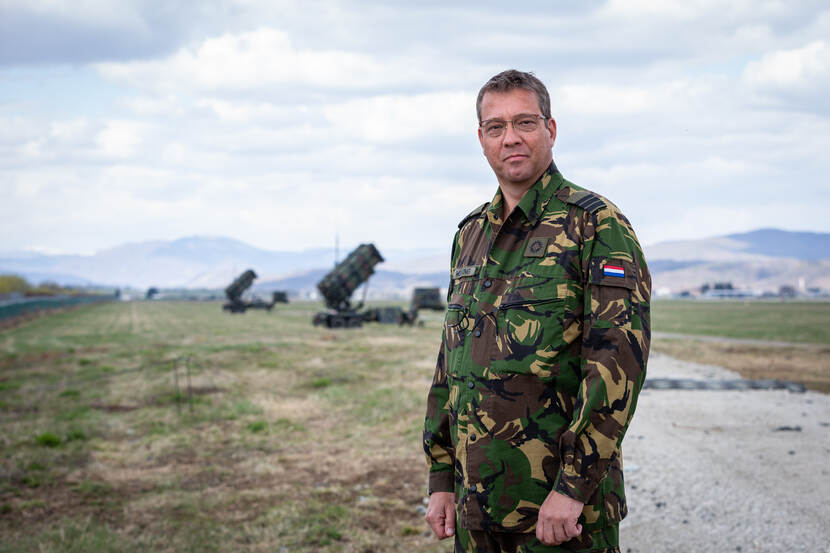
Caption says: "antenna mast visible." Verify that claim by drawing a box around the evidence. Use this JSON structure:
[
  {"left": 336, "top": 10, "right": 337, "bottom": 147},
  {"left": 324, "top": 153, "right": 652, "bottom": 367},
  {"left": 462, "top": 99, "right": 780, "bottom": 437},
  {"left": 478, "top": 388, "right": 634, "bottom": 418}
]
[{"left": 334, "top": 231, "right": 340, "bottom": 267}]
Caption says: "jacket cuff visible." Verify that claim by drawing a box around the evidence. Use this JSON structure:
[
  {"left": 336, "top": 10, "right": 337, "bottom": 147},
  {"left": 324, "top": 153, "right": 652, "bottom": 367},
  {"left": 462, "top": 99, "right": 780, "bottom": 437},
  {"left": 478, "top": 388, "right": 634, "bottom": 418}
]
[
  {"left": 428, "top": 470, "right": 455, "bottom": 495},
  {"left": 553, "top": 467, "right": 598, "bottom": 503}
]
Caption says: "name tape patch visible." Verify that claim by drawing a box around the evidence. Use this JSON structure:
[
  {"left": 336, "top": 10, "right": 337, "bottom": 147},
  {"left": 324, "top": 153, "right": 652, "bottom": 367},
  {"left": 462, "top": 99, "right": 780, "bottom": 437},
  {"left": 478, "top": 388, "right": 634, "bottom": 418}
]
[
  {"left": 453, "top": 265, "right": 478, "bottom": 279},
  {"left": 603, "top": 264, "right": 625, "bottom": 278}
]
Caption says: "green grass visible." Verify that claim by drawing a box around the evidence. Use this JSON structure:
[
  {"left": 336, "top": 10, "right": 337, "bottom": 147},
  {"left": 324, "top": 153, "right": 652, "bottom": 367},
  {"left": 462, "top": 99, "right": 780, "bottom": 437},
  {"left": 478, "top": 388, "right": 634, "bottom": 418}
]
[
  {"left": 0, "top": 519, "right": 140, "bottom": 553},
  {"left": 652, "top": 299, "right": 830, "bottom": 344},
  {"left": 34, "top": 433, "right": 62, "bottom": 447}
]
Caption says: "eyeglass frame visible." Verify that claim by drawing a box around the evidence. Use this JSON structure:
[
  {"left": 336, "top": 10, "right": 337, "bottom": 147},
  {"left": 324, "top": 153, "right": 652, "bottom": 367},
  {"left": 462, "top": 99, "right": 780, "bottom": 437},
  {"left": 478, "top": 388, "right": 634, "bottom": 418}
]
[{"left": 478, "top": 114, "right": 549, "bottom": 138}]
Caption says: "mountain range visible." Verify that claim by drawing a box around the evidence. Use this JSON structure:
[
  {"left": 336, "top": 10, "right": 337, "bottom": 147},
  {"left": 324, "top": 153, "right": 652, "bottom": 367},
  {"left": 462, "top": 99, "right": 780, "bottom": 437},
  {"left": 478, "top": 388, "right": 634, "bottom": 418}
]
[{"left": 1, "top": 228, "right": 828, "bottom": 296}]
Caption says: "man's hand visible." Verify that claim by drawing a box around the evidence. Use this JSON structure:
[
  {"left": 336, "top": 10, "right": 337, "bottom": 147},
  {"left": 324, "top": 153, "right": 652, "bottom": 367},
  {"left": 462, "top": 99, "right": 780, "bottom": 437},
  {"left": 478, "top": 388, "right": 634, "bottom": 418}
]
[
  {"left": 536, "top": 490, "right": 584, "bottom": 546},
  {"left": 425, "top": 491, "right": 456, "bottom": 539}
]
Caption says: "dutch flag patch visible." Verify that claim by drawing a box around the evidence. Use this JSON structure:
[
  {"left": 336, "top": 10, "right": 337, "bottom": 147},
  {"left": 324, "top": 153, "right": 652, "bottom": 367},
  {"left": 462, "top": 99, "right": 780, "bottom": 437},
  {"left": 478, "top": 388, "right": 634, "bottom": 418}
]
[{"left": 603, "top": 264, "right": 625, "bottom": 278}]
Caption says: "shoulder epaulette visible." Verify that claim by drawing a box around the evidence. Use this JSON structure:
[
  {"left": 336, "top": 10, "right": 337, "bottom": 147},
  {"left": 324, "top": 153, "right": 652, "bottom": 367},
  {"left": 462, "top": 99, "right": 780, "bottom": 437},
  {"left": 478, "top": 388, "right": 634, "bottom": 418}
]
[
  {"left": 458, "top": 202, "right": 488, "bottom": 229},
  {"left": 564, "top": 189, "right": 606, "bottom": 214}
]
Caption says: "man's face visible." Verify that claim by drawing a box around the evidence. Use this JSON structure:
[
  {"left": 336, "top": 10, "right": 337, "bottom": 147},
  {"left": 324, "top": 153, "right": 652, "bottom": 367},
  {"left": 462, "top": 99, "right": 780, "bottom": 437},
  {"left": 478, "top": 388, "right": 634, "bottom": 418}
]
[{"left": 478, "top": 88, "right": 556, "bottom": 190}]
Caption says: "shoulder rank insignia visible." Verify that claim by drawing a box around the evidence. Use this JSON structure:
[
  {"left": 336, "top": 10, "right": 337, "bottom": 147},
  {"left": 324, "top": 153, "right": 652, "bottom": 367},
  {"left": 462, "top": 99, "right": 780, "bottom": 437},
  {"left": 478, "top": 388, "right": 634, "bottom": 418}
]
[
  {"left": 565, "top": 189, "right": 606, "bottom": 214},
  {"left": 458, "top": 202, "right": 488, "bottom": 229}
]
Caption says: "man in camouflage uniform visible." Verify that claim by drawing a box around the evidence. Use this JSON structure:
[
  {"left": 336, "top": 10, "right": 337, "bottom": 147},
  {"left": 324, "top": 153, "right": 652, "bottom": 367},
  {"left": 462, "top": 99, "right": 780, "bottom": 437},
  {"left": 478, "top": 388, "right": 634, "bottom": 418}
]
[{"left": 423, "top": 70, "right": 651, "bottom": 553}]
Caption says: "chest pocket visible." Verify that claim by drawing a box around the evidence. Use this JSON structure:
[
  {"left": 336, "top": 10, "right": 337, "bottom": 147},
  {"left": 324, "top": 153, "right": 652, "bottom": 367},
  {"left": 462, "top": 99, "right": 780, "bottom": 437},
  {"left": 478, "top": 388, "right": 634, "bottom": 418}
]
[
  {"left": 444, "top": 279, "right": 477, "bottom": 377},
  {"left": 490, "top": 279, "right": 565, "bottom": 379}
]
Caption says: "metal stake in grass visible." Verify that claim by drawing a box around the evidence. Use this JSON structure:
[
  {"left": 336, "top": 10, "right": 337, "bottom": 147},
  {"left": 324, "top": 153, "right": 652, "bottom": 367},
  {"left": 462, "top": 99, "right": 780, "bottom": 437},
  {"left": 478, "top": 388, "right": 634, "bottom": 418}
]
[
  {"left": 186, "top": 356, "right": 194, "bottom": 414},
  {"left": 173, "top": 358, "right": 181, "bottom": 415}
]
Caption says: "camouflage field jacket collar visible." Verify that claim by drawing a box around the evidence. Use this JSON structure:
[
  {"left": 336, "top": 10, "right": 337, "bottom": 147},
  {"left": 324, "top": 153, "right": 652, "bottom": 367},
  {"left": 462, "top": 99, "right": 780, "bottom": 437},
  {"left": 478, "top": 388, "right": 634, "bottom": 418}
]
[{"left": 486, "top": 160, "right": 561, "bottom": 229}]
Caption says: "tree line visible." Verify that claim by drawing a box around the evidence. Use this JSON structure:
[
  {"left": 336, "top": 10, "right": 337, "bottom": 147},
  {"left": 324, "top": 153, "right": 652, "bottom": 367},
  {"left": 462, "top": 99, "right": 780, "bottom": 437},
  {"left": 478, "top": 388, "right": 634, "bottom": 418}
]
[{"left": 0, "top": 274, "right": 77, "bottom": 296}]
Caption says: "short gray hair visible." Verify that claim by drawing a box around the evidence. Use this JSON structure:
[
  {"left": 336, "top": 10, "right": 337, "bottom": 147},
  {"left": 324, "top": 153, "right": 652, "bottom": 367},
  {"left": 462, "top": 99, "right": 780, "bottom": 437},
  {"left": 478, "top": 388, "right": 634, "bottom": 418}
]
[{"left": 476, "top": 69, "right": 551, "bottom": 122}]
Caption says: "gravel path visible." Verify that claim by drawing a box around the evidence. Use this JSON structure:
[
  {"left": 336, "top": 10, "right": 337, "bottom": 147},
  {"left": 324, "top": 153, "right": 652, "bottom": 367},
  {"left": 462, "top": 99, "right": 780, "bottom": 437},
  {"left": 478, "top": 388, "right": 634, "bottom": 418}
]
[{"left": 620, "top": 353, "right": 830, "bottom": 552}]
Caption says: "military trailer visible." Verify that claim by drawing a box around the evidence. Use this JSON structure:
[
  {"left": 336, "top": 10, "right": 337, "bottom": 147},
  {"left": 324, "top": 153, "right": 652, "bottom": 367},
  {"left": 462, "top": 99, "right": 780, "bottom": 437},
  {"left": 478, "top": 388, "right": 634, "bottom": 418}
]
[
  {"left": 362, "top": 306, "right": 418, "bottom": 326},
  {"left": 411, "top": 287, "right": 444, "bottom": 311},
  {"left": 272, "top": 291, "right": 289, "bottom": 304},
  {"left": 313, "top": 243, "right": 384, "bottom": 328},
  {"left": 222, "top": 270, "right": 281, "bottom": 313}
]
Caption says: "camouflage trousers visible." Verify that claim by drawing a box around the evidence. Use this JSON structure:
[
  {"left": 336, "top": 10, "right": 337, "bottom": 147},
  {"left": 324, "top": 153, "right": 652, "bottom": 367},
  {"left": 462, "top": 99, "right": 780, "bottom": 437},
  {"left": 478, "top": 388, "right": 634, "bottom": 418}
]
[{"left": 454, "top": 524, "right": 620, "bottom": 553}]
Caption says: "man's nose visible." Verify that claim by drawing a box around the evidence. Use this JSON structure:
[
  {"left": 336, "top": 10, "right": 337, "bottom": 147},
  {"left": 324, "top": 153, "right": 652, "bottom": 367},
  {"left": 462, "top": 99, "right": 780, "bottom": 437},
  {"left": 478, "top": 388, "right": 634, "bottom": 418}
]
[{"left": 501, "top": 122, "right": 522, "bottom": 145}]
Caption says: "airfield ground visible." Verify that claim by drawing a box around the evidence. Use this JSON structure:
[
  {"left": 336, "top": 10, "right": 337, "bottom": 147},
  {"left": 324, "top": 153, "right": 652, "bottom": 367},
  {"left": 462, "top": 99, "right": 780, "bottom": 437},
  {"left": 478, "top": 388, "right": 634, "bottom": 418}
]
[{"left": 0, "top": 300, "right": 828, "bottom": 552}]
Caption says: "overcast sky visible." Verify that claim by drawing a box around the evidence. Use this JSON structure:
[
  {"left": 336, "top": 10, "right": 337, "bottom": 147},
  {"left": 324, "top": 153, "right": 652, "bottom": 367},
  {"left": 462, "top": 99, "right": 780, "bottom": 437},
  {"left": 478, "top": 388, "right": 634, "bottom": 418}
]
[{"left": 1, "top": 0, "right": 829, "bottom": 256}]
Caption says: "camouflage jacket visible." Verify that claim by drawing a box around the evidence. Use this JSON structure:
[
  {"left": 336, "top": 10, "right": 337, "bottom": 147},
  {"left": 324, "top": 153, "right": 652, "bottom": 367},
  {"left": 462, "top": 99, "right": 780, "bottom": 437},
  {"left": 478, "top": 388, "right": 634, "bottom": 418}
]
[{"left": 423, "top": 162, "right": 651, "bottom": 539}]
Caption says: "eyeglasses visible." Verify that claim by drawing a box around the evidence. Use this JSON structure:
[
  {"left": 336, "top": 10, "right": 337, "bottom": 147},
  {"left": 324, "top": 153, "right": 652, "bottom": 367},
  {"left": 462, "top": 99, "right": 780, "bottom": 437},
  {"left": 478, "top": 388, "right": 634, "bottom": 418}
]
[{"left": 479, "top": 114, "right": 547, "bottom": 138}]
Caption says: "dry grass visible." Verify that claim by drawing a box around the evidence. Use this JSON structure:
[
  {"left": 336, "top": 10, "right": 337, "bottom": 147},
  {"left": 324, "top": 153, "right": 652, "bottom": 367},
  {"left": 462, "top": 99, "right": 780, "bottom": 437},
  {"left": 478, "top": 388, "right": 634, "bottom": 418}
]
[
  {"left": 0, "top": 301, "right": 448, "bottom": 553},
  {"left": 652, "top": 339, "right": 830, "bottom": 393}
]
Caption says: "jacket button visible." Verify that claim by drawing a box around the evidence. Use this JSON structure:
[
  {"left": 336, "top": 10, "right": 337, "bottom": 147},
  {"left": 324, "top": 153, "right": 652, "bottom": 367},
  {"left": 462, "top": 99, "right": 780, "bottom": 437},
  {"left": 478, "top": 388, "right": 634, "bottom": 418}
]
[
  {"left": 469, "top": 433, "right": 477, "bottom": 441},
  {"left": 467, "top": 380, "right": 475, "bottom": 389},
  {"left": 473, "top": 329, "right": 481, "bottom": 337},
  {"left": 483, "top": 280, "right": 492, "bottom": 288}
]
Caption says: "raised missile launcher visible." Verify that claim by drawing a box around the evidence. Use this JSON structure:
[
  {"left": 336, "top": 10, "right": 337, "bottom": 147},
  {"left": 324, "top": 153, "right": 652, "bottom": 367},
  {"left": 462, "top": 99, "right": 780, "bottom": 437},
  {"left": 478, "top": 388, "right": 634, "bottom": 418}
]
[
  {"left": 313, "top": 243, "right": 384, "bottom": 328},
  {"left": 223, "top": 269, "right": 257, "bottom": 313},
  {"left": 223, "top": 270, "right": 281, "bottom": 313}
]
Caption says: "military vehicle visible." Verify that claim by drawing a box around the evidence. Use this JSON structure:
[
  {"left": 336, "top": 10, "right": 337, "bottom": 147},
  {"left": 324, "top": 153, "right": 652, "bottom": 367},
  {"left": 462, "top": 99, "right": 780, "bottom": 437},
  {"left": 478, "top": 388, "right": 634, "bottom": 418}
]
[
  {"left": 272, "top": 291, "right": 289, "bottom": 304},
  {"left": 362, "top": 306, "right": 418, "bottom": 326},
  {"left": 223, "top": 269, "right": 281, "bottom": 313},
  {"left": 312, "top": 243, "right": 385, "bottom": 328},
  {"left": 411, "top": 287, "right": 444, "bottom": 311}
]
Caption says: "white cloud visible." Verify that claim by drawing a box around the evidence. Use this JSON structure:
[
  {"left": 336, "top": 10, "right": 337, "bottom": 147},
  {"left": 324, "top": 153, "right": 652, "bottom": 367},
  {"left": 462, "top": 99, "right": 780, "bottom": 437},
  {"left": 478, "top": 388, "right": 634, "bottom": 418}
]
[
  {"left": 194, "top": 97, "right": 309, "bottom": 124},
  {"left": 49, "top": 118, "right": 91, "bottom": 141},
  {"left": 96, "top": 28, "right": 389, "bottom": 92},
  {"left": 95, "top": 120, "right": 147, "bottom": 158},
  {"left": 743, "top": 40, "right": 830, "bottom": 94},
  {"left": 550, "top": 81, "right": 713, "bottom": 117},
  {"left": 322, "top": 92, "right": 474, "bottom": 142}
]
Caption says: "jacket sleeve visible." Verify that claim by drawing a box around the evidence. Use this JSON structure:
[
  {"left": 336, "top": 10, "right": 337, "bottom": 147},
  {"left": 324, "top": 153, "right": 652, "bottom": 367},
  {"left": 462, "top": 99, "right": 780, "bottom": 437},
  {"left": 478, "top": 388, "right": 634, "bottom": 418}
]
[
  {"left": 554, "top": 205, "right": 651, "bottom": 502},
  {"left": 423, "top": 327, "right": 455, "bottom": 494},
  {"left": 423, "top": 235, "right": 460, "bottom": 495}
]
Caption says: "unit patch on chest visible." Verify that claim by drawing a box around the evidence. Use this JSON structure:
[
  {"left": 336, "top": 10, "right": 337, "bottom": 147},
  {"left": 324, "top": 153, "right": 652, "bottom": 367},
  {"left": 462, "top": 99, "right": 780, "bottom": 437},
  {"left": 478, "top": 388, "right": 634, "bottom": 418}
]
[{"left": 524, "top": 237, "right": 549, "bottom": 257}]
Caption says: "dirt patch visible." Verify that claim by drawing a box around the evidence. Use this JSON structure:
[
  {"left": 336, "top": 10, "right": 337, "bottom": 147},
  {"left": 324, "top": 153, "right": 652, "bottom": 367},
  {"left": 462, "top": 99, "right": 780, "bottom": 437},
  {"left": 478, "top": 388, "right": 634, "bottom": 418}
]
[
  {"left": 0, "top": 350, "right": 65, "bottom": 367},
  {"left": 89, "top": 403, "right": 141, "bottom": 412},
  {"left": 0, "top": 475, "right": 148, "bottom": 529},
  {"left": 180, "top": 385, "right": 224, "bottom": 396}
]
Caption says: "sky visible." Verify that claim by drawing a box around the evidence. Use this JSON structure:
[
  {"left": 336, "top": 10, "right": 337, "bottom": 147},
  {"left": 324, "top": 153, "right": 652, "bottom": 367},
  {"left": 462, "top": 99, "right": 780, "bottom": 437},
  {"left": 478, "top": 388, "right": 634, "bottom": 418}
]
[{"left": 1, "top": 0, "right": 829, "bottom": 256}]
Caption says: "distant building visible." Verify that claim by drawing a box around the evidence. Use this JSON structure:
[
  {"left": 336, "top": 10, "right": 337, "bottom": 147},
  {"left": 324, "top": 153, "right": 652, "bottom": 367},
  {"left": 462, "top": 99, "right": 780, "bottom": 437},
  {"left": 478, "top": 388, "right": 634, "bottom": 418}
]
[{"left": 779, "top": 285, "right": 797, "bottom": 298}]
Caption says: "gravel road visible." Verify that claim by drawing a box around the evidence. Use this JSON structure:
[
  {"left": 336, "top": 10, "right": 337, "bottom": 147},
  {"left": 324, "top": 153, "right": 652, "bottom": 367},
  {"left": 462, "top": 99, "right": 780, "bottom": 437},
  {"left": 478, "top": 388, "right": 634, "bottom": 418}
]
[{"left": 621, "top": 353, "right": 830, "bottom": 552}]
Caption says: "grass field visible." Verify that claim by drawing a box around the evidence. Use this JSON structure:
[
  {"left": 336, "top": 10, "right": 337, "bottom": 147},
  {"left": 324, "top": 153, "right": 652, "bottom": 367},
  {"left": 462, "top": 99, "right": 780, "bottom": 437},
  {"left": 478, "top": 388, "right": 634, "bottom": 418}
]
[
  {"left": 651, "top": 299, "right": 830, "bottom": 344},
  {"left": 0, "top": 301, "right": 448, "bottom": 553},
  {"left": 1, "top": 299, "right": 828, "bottom": 552}
]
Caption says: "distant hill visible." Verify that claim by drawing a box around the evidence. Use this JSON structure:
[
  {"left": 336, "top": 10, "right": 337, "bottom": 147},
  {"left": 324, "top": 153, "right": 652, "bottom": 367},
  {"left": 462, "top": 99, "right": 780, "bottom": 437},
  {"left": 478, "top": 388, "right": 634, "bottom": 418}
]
[
  {"left": 644, "top": 228, "right": 830, "bottom": 262},
  {"left": 0, "top": 237, "right": 446, "bottom": 290},
  {"left": 255, "top": 269, "right": 448, "bottom": 299},
  {"left": 1, "top": 229, "right": 826, "bottom": 294},
  {"left": 644, "top": 228, "right": 830, "bottom": 294}
]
